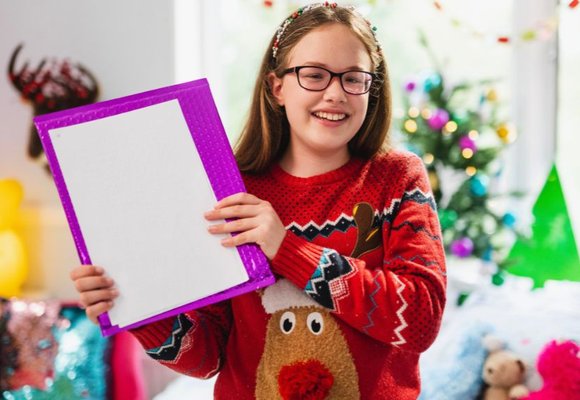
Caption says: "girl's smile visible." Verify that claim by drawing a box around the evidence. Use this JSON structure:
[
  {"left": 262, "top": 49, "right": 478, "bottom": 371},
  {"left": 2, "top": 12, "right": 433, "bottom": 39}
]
[{"left": 312, "top": 109, "right": 349, "bottom": 125}]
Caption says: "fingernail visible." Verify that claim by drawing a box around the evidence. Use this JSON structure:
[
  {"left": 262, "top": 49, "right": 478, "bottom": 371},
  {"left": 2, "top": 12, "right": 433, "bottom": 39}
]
[
  {"left": 207, "top": 225, "right": 217, "bottom": 233},
  {"left": 111, "top": 289, "right": 119, "bottom": 297},
  {"left": 105, "top": 277, "right": 114, "bottom": 285},
  {"left": 95, "top": 266, "right": 103, "bottom": 274},
  {"left": 221, "top": 238, "right": 231, "bottom": 246}
]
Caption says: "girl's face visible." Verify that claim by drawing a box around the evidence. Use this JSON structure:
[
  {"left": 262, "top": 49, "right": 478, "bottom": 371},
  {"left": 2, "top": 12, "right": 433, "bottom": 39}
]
[{"left": 271, "top": 23, "right": 372, "bottom": 162}]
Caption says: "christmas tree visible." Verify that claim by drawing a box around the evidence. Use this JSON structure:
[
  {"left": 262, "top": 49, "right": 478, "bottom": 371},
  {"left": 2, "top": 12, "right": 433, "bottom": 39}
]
[
  {"left": 399, "top": 34, "right": 520, "bottom": 277},
  {"left": 507, "top": 165, "right": 580, "bottom": 288}
]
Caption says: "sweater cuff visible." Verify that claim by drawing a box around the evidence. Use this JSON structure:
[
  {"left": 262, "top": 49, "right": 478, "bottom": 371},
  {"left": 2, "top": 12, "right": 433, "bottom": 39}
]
[
  {"left": 271, "top": 230, "right": 322, "bottom": 289},
  {"left": 129, "top": 316, "right": 179, "bottom": 350}
]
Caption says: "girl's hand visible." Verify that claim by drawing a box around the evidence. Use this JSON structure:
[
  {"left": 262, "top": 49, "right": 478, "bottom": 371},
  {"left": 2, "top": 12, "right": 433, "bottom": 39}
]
[
  {"left": 205, "top": 192, "right": 286, "bottom": 260},
  {"left": 69, "top": 264, "right": 118, "bottom": 325}
]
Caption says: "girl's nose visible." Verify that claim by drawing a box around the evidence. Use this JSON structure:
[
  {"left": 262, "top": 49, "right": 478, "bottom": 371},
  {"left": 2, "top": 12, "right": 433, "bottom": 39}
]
[{"left": 323, "top": 76, "right": 347, "bottom": 103}]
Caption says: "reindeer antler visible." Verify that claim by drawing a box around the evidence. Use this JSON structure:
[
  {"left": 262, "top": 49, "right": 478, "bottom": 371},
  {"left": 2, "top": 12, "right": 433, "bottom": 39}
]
[
  {"left": 7, "top": 44, "right": 100, "bottom": 166},
  {"left": 8, "top": 43, "right": 99, "bottom": 113}
]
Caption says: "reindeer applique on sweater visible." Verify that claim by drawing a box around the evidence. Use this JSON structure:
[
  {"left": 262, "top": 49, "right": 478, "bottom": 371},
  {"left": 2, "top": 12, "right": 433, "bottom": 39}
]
[
  {"left": 255, "top": 279, "right": 360, "bottom": 400},
  {"left": 256, "top": 202, "right": 382, "bottom": 400}
]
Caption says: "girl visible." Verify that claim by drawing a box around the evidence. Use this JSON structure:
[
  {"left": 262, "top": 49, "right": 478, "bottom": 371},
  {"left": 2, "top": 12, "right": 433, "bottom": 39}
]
[{"left": 71, "top": 3, "right": 446, "bottom": 399}]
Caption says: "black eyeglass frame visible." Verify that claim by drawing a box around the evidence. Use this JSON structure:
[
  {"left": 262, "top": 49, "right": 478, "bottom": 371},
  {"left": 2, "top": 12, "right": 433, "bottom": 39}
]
[{"left": 282, "top": 65, "right": 376, "bottom": 95}]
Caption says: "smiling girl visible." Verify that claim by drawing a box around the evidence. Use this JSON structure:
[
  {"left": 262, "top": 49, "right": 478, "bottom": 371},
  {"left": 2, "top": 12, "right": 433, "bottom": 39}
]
[{"left": 71, "top": 3, "right": 446, "bottom": 399}]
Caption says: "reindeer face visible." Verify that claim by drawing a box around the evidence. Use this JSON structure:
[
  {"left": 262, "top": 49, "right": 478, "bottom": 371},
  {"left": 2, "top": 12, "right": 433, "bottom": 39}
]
[{"left": 256, "top": 280, "right": 360, "bottom": 400}]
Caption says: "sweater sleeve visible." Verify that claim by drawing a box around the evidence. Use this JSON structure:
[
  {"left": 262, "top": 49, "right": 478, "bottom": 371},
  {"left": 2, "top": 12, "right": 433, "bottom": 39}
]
[
  {"left": 130, "top": 300, "right": 232, "bottom": 379},
  {"left": 270, "top": 156, "right": 446, "bottom": 353}
]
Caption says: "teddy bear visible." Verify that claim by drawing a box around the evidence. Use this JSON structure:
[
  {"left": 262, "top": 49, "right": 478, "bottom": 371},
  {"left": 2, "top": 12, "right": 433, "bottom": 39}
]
[
  {"left": 525, "top": 339, "right": 580, "bottom": 400},
  {"left": 480, "top": 335, "right": 530, "bottom": 400}
]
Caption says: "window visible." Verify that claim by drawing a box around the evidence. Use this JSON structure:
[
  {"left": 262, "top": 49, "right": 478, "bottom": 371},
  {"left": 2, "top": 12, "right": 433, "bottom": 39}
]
[{"left": 180, "top": 0, "right": 563, "bottom": 223}]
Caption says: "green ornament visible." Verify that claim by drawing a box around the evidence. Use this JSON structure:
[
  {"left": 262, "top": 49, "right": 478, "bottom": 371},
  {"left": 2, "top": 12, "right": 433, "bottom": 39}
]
[
  {"left": 457, "top": 292, "right": 470, "bottom": 306},
  {"left": 439, "top": 209, "right": 458, "bottom": 230},
  {"left": 507, "top": 165, "right": 580, "bottom": 288},
  {"left": 492, "top": 271, "right": 505, "bottom": 286},
  {"left": 452, "top": 111, "right": 469, "bottom": 126}
]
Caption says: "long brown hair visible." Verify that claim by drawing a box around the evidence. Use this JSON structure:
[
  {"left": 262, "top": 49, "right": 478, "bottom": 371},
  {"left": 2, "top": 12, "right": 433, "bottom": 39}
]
[{"left": 234, "top": 4, "right": 392, "bottom": 174}]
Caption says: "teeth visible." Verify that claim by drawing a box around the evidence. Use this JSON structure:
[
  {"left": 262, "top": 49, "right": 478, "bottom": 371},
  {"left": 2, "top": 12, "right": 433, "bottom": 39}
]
[{"left": 314, "top": 111, "right": 346, "bottom": 121}]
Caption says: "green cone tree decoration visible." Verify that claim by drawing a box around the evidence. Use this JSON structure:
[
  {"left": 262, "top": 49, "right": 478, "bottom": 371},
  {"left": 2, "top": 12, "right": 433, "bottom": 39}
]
[{"left": 507, "top": 165, "right": 580, "bottom": 288}]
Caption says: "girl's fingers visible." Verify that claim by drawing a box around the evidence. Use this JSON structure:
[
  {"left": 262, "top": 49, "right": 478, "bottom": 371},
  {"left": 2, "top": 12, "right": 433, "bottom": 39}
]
[
  {"left": 214, "top": 192, "right": 261, "bottom": 209},
  {"left": 74, "top": 275, "right": 114, "bottom": 293},
  {"left": 221, "top": 231, "right": 253, "bottom": 248},
  {"left": 205, "top": 204, "right": 260, "bottom": 221},
  {"left": 70, "top": 264, "right": 104, "bottom": 281},
  {"left": 208, "top": 217, "right": 258, "bottom": 234},
  {"left": 85, "top": 301, "right": 114, "bottom": 325},
  {"left": 79, "top": 288, "right": 119, "bottom": 308}
]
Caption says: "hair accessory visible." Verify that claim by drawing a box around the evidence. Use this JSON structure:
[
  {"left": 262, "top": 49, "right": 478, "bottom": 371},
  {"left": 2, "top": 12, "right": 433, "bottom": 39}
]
[
  {"left": 365, "top": 20, "right": 382, "bottom": 53},
  {"left": 271, "top": 3, "right": 381, "bottom": 60},
  {"left": 272, "top": 2, "right": 337, "bottom": 60}
]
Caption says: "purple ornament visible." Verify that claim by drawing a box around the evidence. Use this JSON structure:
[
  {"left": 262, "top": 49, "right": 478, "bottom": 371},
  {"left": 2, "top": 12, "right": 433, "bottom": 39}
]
[
  {"left": 450, "top": 237, "right": 474, "bottom": 258},
  {"left": 459, "top": 136, "right": 477, "bottom": 151},
  {"left": 427, "top": 109, "right": 449, "bottom": 131},
  {"left": 404, "top": 80, "right": 416, "bottom": 92}
]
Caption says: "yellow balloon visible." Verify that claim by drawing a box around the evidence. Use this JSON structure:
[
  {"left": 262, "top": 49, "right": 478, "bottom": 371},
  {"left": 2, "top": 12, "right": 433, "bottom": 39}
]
[
  {"left": 0, "top": 231, "right": 28, "bottom": 297},
  {"left": 0, "top": 179, "right": 24, "bottom": 230}
]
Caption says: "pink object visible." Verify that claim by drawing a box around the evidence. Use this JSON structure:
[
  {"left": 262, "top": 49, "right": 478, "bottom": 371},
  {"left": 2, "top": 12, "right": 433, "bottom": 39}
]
[
  {"left": 525, "top": 340, "right": 580, "bottom": 400},
  {"left": 34, "top": 78, "right": 275, "bottom": 336},
  {"left": 427, "top": 108, "right": 449, "bottom": 131},
  {"left": 111, "top": 331, "right": 147, "bottom": 400},
  {"left": 450, "top": 237, "right": 474, "bottom": 258},
  {"left": 5, "top": 300, "right": 61, "bottom": 390},
  {"left": 459, "top": 136, "right": 477, "bottom": 151},
  {"left": 404, "top": 80, "right": 416, "bottom": 92}
]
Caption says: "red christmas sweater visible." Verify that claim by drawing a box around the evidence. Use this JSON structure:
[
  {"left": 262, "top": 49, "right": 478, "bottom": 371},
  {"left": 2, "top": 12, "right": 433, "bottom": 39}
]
[{"left": 131, "top": 150, "right": 446, "bottom": 400}]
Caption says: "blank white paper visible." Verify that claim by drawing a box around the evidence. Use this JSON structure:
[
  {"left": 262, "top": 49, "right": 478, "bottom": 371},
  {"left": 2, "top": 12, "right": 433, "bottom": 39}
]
[{"left": 49, "top": 99, "right": 249, "bottom": 328}]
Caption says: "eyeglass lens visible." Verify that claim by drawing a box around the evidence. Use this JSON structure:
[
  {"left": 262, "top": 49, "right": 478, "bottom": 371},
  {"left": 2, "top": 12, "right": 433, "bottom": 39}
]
[{"left": 297, "top": 67, "right": 372, "bottom": 94}]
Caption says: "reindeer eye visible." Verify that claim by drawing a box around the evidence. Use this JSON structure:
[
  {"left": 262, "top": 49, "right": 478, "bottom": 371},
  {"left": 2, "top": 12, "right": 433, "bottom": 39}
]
[
  {"left": 280, "top": 311, "right": 296, "bottom": 334},
  {"left": 307, "top": 312, "right": 324, "bottom": 335}
]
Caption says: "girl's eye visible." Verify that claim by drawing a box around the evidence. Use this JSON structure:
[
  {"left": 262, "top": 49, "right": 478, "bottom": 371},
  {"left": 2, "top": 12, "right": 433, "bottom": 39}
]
[
  {"left": 345, "top": 76, "right": 362, "bottom": 84},
  {"left": 307, "top": 312, "right": 324, "bottom": 335},
  {"left": 303, "top": 73, "right": 324, "bottom": 80},
  {"left": 280, "top": 311, "right": 296, "bottom": 334}
]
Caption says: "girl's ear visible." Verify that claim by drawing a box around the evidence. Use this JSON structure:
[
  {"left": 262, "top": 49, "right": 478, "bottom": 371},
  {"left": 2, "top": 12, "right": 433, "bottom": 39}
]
[{"left": 268, "top": 72, "right": 285, "bottom": 106}]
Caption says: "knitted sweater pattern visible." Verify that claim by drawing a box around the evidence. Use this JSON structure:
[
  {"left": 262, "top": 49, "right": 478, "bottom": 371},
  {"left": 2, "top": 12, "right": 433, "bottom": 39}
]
[{"left": 131, "top": 150, "right": 447, "bottom": 400}]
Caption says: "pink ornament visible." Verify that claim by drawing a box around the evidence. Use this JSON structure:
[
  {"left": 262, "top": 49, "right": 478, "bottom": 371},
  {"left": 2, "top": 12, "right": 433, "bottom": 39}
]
[
  {"left": 427, "top": 109, "right": 449, "bottom": 131},
  {"left": 404, "top": 81, "right": 416, "bottom": 92},
  {"left": 459, "top": 136, "right": 477, "bottom": 151},
  {"left": 450, "top": 237, "right": 474, "bottom": 258}
]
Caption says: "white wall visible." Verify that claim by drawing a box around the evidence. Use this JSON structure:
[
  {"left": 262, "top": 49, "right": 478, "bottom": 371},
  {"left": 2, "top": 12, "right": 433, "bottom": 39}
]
[
  {"left": 507, "top": 0, "right": 558, "bottom": 224},
  {"left": 558, "top": 5, "right": 580, "bottom": 247},
  {"left": 0, "top": 0, "right": 177, "bottom": 297}
]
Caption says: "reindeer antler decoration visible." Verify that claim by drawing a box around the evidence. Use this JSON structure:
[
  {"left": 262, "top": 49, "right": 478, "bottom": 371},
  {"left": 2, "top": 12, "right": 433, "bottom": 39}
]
[{"left": 7, "top": 44, "right": 99, "bottom": 172}]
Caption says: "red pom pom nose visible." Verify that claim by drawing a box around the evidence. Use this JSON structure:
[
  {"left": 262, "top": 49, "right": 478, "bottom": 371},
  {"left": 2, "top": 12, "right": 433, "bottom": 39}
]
[{"left": 278, "top": 360, "right": 334, "bottom": 400}]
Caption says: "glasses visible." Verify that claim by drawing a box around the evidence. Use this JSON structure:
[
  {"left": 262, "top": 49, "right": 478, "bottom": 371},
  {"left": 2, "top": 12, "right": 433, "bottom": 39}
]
[{"left": 283, "top": 66, "right": 375, "bottom": 95}]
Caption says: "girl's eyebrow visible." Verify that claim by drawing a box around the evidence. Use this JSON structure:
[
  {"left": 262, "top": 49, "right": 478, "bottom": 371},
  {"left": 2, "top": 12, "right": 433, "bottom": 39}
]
[{"left": 301, "top": 61, "right": 369, "bottom": 71}]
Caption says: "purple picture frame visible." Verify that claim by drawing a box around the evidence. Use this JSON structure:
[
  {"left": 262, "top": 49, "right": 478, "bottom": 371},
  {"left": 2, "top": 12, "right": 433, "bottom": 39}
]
[{"left": 34, "top": 78, "right": 275, "bottom": 336}]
